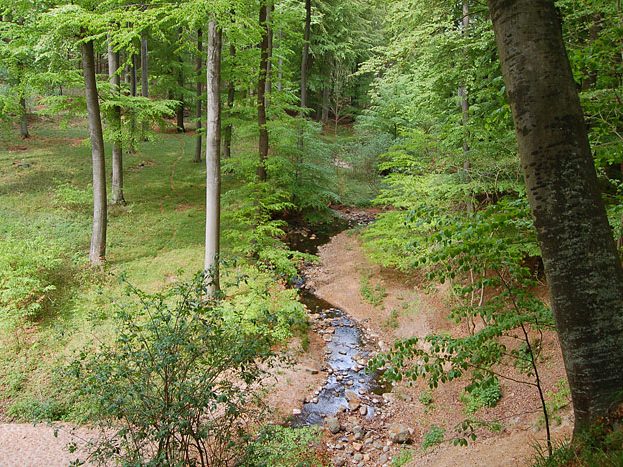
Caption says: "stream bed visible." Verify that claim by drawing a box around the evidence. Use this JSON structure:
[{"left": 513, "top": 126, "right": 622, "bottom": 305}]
[{"left": 286, "top": 212, "right": 388, "bottom": 427}]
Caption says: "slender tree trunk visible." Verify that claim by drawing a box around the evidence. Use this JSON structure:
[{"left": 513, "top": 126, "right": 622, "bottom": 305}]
[
  {"left": 129, "top": 54, "right": 137, "bottom": 97},
  {"left": 459, "top": 0, "right": 470, "bottom": 160},
  {"left": 257, "top": 2, "right": 270, "bottom": 181},
  {"left": 489, "top": 0, "right": 623, "bottom": 435},
  {"left": 300, "top": 0, "right": 311, "bottom": 112},
  {"left": 140, "top": 35, "right": 149, "bottom": 140},
  {"left": 459, "top": 0, "right": 472, "bottom": 212},
  {"left": 277, "top": 29, "right": 283, "bottom": 92},
  {"left": 321, "top": 85, "right": 330, "bottom": 125},
  {"left": 194, "top": 29, "right": 203, "bottom": 163},
  {"left": 176, "top": 30, "right": 186, "bottom": 133},
  {"left": 296, "top": 0, "right": 312, "bottom": 183},
  {"left": 222, "top": 43, "right": 235, "bottom": 159},
  {"left": 265, "top": 3, "right": 274, "bottom": 100},
  {"left": 108, "top": 42, "right": 126, "bottom": 205},
  {"left": 19, "top": 95, "right": 29, "bottom": 139},
  {"left": 81, "top": 40, "right": 107, "bottom": 266},
  {"left": 205, "top": 20, "right": 222, "bottom": 296},
  {"left": 141, "top": 35, "right": 149, "bottom": 97}
]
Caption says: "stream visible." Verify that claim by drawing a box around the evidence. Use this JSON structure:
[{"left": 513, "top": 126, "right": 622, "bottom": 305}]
[{"left": 286, "top": 212, "right": 389, "bottom": 427}]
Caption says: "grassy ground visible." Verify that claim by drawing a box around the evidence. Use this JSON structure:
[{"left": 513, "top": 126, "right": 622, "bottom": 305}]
[
  {"left": 0, "top": 116, "right": 380, "bottom": 422},
  {"left": 0, "top": 118, "right": 254, "bottom": 420}
]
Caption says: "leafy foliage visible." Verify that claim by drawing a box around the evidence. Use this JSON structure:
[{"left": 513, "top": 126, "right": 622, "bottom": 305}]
[
  {"left": 67, "top": 274, "right": 285, "bottom": 466},
  {"left": 421, "top": 425, "right": 445, "bottom": 450},
  {"left": 243, "top": 425, "right": 326, "bottom": 467},
  {"left": 0, "top": 236, "right": 64, "bottom": 327}
]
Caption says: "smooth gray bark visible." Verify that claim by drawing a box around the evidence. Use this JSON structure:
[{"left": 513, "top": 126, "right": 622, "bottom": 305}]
[
  {"left": 194, "top": 29, "right": 203, "bottom": 163},
  {"left": 489, "top": 0, "right": 623, "bottom": 434},
  {"left": 108, "top": 42, "right": 125, "bottom": 205},
  {"left": 81, "top": 40, "right": 107, "bottom": 266},
  {"left": 204, "top": 20, "right": 222, "bottom": 296}
]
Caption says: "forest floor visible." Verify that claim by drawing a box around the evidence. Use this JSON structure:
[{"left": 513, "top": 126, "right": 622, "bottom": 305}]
[
  {"left": 0, "top": 119, "right": 574, "bottom": 466},
  {"left": 299, "top": 222, "right": 574, "bottom": 466}
]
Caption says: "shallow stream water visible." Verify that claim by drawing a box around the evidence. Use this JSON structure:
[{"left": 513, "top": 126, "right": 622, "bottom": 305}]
[{"left": 286, "top": 213, "right": 388, "bottom": 426}]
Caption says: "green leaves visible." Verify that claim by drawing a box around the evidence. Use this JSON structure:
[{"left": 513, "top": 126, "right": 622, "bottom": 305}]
[{"left": 68, "top": 273, "right": 290, "bottom": 465}]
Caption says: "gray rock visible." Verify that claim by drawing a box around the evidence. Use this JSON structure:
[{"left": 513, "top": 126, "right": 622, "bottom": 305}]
[
  {"left": 388, "top": 423, "right": 412, "bottom": 444},
  {"left": 325, "top": 417, "right": 342, "bottom": 434}
]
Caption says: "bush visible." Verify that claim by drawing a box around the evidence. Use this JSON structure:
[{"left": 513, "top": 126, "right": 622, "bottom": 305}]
[
  {"left": 243, "top": 425, "right": 326, "bottom": 467},
  {"left": 67, "top": 274, "right": 281, "bottom": 466},
  {"left": 461, "top": 377, "right": 502, "bottom": 414},
  {"left": 0, "top": 236, "right": 63, "bottom": 326},
  {"left": 421, "top": 425, "right": 445, "bottom": 450}
]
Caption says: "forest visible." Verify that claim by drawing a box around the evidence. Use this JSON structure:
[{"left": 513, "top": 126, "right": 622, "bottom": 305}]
[{"left": 0, "top": 0, "right": 622, "bottom": 465}]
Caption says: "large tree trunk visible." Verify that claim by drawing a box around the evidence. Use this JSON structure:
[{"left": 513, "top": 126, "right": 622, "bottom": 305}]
[
  {"left": 222, "top": 43, "right": 235, "bottom": 159},
  {"left": 19, "top": 95, "right": 29, "bottom": 139},
  {"left": 194, "top": 29, "right": 203, "bottom": 163},
  {"left": 108, "top": 43, "right": 126, "bottom": 205},
  {"left": 257, "top": 2, "right": 270, "bottom": 181},
  {"left": 81, "top": 40, "right": 107, "bottom": 266},
  {"left": 204, "top": 20, "right": 222, "bottom": 297},
  {"left": 489, "top": 0, "right": 623, "bottom": 435}
]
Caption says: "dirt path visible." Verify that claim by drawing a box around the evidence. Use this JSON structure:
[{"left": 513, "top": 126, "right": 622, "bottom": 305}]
[
  {"left": 304, "top": 228, "right": 572, "bottom": 466},
  {"left": 0, "top": 423, "right": 93, "bottom": 466}
]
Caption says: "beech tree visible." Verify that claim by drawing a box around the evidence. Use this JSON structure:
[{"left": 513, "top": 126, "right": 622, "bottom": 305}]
[
  {"left": 108, "top": 41, "right": 125, "bottom": 205},
  {"left": 204, "top": 19, "right": 222, "bottom": 296},
  {"left": 489, "top": 0, "right": 623, "bottom": 434},
  {"left": 82, "top": 38, "right": 107, "bottom": 266}
]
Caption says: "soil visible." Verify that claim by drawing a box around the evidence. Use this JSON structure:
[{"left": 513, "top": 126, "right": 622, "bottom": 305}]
[{"left": 301, "top": 227, "right": 573, "bottom": 466}]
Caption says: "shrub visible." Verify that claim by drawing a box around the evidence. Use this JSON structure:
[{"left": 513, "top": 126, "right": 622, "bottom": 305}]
[
  {"left": 243, "top": 425, "right": 326, "bottom": 467},
  {"left": 67, "top": 274, "right": 280, "bottom": 466},
  {"left": 0, "top": 236, "right": 63, "bottom": 326},
  {"left": 418, "top": 390, "right": 434, "bottom": 407},
  {"left": 422, "top": 425, "right": 445, "bottom": 450},
  {"left": 392, "top": 448, "right": 414, "bottom": 466},
  {"left": 461, "top": 377, "right": 502, "bottom": 414}
]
